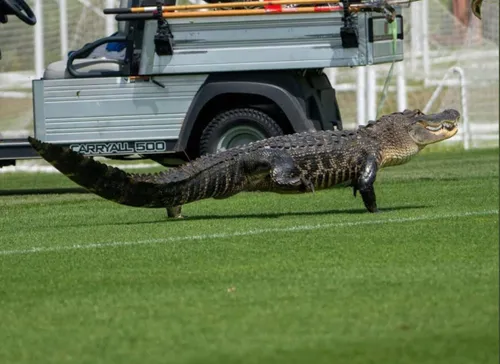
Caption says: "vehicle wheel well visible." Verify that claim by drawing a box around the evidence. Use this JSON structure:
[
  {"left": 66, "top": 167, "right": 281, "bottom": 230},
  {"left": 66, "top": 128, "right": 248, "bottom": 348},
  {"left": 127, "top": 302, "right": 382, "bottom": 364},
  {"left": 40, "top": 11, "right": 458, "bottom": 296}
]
[{"left": 186, "top": 93, "right": 293, "bottom": 158}]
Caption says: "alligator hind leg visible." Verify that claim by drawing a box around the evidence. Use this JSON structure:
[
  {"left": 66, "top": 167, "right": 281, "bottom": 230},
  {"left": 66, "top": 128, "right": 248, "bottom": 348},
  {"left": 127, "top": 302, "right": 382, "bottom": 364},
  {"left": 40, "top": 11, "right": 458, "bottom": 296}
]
[
  {"left": 271, "top": 160, "right": 314, "bottom": 193},
  {"left": 166, "top": 205, "right": 184, "bottom": 219},
  {"left": 267, "top": 150, "right": 314, "bottom": 192},
  {"left": 242, "top": 149, "right": 313, "bottom": 192},
  {"left": 354, "top": 155, "right": 379, "bottom": 213}
]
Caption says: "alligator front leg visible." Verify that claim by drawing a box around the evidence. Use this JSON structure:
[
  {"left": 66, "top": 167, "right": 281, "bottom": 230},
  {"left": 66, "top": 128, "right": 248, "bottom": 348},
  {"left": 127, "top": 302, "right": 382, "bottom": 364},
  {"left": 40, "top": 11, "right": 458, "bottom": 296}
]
[{"left": 354, "top": 155, "right": 379, "bottom": 213}]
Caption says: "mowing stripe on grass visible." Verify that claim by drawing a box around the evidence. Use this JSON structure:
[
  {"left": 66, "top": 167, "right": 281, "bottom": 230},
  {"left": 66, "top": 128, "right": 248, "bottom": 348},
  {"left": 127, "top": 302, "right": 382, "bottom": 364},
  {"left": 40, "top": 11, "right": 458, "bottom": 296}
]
[{"left": 0, "top": 209, "right": 497, "bottom": 256}]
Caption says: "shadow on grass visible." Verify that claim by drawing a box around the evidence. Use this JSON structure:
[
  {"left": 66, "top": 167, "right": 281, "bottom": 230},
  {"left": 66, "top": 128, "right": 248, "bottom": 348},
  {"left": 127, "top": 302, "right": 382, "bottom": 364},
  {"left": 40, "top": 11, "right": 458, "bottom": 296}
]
[
  {"left": 0, "top": 188, "right": 428, "bottom": 227},
  {"left": 165, "top": 205, "right": 429, "bottom": 222},
  {"left": 54, "top": 204, "right": 429, "bottom": 229}
]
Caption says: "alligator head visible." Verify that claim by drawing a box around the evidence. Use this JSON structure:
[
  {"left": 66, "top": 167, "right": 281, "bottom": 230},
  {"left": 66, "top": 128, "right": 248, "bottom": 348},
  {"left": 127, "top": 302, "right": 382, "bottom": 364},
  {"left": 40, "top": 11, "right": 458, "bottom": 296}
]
[
  {"left": 369, "top": 108, "right": 460, "bottom": 168},
  {"left": 407, "top": 108, "right": 460, "bottom": 147}
]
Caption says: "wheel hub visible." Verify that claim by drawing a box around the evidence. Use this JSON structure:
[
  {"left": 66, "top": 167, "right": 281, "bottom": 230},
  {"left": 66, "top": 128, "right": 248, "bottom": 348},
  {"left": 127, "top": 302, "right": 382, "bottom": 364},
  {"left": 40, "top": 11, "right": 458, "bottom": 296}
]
[{"left": 216, "top": 125, "right": 267, "bottom": 152}]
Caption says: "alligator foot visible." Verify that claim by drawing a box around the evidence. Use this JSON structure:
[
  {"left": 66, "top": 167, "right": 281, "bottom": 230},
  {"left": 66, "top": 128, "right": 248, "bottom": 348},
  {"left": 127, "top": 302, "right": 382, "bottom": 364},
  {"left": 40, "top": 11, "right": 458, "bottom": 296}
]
[
  {"left": 358, "top": 184, "right": 379, "bottom": 213},
  {"left": 166, "top": 205, "right": 184, "bottom": 219},
  {"left": 353, "top": 182, "right": 379, "bottom": 212}
]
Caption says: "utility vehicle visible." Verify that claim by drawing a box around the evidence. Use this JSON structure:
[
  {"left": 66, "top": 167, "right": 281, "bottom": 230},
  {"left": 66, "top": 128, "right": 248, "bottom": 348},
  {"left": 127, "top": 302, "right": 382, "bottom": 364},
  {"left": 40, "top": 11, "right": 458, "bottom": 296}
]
[{"left": 0, "top": 0, "right": 404, "bottom": 167}]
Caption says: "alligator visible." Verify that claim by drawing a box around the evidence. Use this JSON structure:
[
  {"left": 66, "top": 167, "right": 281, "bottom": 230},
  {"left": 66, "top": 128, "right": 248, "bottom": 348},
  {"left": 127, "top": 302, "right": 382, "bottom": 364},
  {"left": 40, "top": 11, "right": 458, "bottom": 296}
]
[{"left": 28, "top": 108, "right": 460, "bottom": 219}]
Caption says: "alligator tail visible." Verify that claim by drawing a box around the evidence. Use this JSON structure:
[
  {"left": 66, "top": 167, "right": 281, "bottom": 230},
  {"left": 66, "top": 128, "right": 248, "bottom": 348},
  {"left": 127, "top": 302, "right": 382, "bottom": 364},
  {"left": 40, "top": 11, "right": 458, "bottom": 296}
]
[{"left": 28, "top": 137, "right": 165, "bottom": 208}]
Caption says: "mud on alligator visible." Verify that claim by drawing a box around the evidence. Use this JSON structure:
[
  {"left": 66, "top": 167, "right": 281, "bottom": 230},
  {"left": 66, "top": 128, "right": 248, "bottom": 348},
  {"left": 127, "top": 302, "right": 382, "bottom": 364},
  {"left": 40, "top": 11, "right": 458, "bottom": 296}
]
[{"left": 29, "top": 109, "right": 460, "bottom": 219}]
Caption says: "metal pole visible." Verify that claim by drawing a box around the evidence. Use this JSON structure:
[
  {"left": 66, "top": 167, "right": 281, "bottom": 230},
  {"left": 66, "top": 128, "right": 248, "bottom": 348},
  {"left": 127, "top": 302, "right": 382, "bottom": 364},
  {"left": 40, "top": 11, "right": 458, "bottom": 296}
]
[
  {"left": 105, "top": 0, "right": 116, "bottom": 35},
  {"left": 356, "top": 67, "right": 366, "bottom": 126},
  {"left": 367, "top": 65, "right": 377, "bottom": 121},
  {"left": 33, "top": 0, "right": 44, "bottom": 78},
  {"left": 396, "top": 61, "right": 407, "bottom": 111},
  {"left": 421, "top": 0, "right": 430, "bottom": 79},
  {"left": 454, "top": 67, "right": 470, "bottom": 150},
  {"left": 59, "top": 0, "right": 68, "bottom": 61},
  {"left": 410, "top": 1, "right": 421, "bottom": 73}
]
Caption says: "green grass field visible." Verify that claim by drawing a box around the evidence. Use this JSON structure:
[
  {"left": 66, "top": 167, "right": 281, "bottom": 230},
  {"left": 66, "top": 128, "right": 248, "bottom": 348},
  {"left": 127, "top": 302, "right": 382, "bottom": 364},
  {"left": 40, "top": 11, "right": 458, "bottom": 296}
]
[{"left": 0, "top": 148, "right": 498, "bottom": 364}]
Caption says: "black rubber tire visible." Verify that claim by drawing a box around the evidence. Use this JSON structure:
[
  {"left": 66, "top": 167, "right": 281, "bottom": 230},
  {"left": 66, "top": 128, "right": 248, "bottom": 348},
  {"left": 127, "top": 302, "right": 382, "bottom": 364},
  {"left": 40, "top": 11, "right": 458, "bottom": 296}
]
[{"left": 199, "top": 108, "right": 284, "bottom": 155}]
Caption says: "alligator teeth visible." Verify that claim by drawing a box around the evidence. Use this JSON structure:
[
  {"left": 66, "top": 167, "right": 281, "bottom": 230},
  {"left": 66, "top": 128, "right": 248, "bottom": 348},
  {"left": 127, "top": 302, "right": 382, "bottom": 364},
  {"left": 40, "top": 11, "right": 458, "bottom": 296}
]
[
  {"left": 443, "top": 122, "right": 456, "bottom": 131},
  {"left": 426, "top": 125, "right": 442, "bottom": 131},
  {"left": 426, "top": 122, "right": 456, "bottom": 132}
]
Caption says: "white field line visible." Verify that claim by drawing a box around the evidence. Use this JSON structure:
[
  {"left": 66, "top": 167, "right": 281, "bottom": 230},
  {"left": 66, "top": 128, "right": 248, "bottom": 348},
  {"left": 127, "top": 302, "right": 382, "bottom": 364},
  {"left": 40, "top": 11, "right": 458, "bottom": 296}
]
[{"left": 0, "top": 209, "right": 497, "bottom": 257}]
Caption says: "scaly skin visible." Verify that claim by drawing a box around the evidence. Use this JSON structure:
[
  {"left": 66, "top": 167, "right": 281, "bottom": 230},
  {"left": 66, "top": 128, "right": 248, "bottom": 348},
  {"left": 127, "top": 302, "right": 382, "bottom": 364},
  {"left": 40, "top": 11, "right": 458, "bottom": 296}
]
[{"left": 28, "top": 108, "right": 460, "bottom": 218}]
